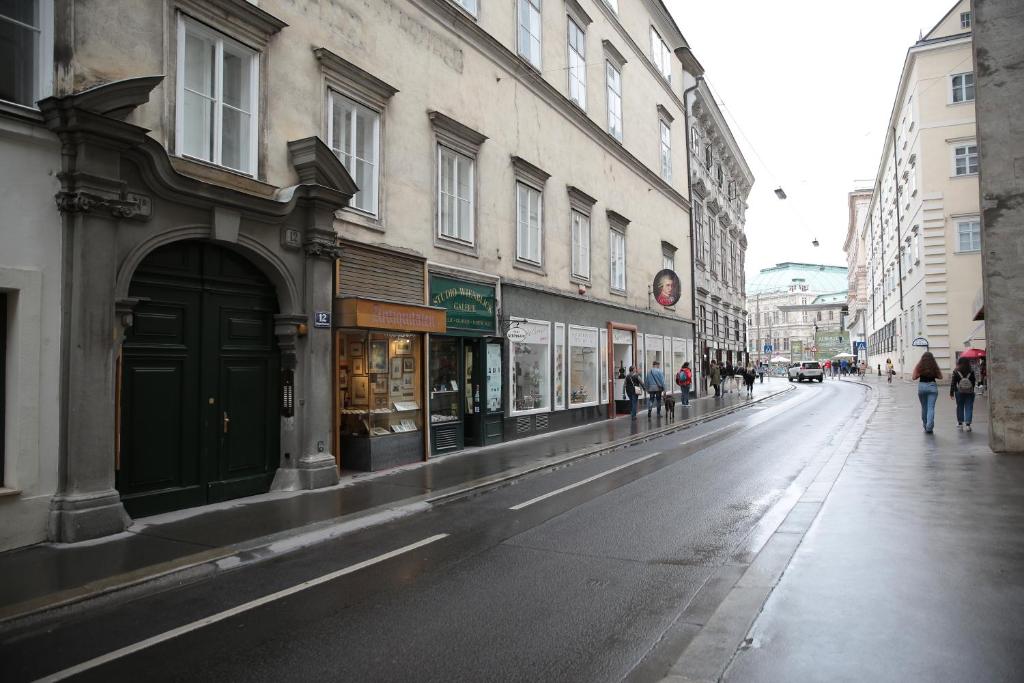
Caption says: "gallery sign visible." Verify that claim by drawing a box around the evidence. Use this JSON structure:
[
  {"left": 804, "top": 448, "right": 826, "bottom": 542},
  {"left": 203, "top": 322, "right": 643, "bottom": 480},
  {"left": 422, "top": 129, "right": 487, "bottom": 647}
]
[
  {"left": 429, "top": 275, "right": 497, "bottom": 334},
  {"left": 653, "top": 269, "right": 681, "bottom": 307},
  {"left": 335, "top": 298, "right": 447, "bottom": 334}
]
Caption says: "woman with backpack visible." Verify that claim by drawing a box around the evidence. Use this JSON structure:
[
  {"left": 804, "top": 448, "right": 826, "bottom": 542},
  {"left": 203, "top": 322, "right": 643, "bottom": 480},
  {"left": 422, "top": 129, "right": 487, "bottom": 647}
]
[
  {"left": 675, "top": 362, "right": 692, "bottom": 405},
  {"left": 950, "top": 356, "right": 977, "bottom": 431},
  {"left": 912, "top": 351, "right": 943, "bottom": 433},
  {"left": 624, "top": 365, "right": 644, "bottom": 420}
]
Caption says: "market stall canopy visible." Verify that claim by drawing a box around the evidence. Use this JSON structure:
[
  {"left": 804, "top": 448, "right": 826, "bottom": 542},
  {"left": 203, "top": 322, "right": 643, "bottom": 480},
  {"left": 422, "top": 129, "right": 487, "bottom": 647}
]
[
  {"left": 769, "top": 356, "right": 791, "bottom": 363},
  {"left": 833, "top": 352, "right": 856, "bottom": 359},
  {"left": 959, "top": 348, "right": 986, "bottom": 360}
]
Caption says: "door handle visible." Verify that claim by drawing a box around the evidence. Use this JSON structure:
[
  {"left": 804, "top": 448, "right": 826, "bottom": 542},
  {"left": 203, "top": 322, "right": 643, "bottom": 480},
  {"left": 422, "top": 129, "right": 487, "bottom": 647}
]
[{"left": 223, "top": 411, "right": 230, "bottom": 434}]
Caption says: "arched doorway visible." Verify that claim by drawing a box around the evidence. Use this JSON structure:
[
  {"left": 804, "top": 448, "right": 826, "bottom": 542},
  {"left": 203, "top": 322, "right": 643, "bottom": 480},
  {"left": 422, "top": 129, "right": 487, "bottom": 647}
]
[{"left": 117, "top": 241, "right": 280, "bottom": 517}]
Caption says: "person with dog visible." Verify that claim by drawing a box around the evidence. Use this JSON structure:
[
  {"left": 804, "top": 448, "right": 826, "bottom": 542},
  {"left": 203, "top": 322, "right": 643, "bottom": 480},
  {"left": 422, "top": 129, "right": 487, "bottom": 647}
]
[
  {"left": 624, "top": 365, "right": 644, "bottom": 420},
  {"left": 645, "top": 360, "right": 666, "bottom": 419}
]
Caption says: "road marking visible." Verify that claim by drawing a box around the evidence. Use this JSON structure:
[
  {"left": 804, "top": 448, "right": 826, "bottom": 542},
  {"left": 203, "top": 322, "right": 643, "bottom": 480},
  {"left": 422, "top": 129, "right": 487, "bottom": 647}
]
[
  {"left": 36, "top": 534, "right": 449, "bottom": 682},
  {"left": 679, "top": 424, "right": 733, "bottom": 446},
  {"left": 510, "top": 452, "right": 662, "bottom": 511}
]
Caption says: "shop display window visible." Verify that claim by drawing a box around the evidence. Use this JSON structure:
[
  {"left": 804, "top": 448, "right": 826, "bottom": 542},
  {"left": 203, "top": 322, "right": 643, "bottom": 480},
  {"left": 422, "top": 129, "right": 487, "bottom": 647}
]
[
  {"left": 612, "top": 329, "right": 633, "bottom": 400},
  {"left": 645, "top": 334, "right": 664, "bottom": 377},
  {"left": 599, "top": 329, "right": 609, "bottom": 403},
  {"left": 337, "top": 330, "right": 422, "bottom": 437},
  {"left": 485, "top": 341, "right": 502, "bottom": 412},
  {"left": 428, "top": 336, "right": 462, "bottom": 427},
  {"left": 554, "top": 323, "right": 566, "bottom": 410},
  {"left": 569, "top": 325, "right": 599, "bottom": 407},
  {"left": 510, "top": 319, "right": 551, "bottom": 415},
  {"left": 671, "top": 337, "right": 687, "bottom": 393}
]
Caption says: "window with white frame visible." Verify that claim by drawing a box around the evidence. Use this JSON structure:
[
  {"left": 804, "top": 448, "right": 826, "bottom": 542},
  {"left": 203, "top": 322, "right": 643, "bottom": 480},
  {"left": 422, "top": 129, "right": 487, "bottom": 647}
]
[
  {"left": 960, "top": 11, "right": 971, "bottom": 28},
  {"left": 606, "top": 61, "right": 622, "bottom": 141},
  {"left": 454, "top": 0, "right": 478, "bottom": 15},
  {"left": 957, "top": 219, "right": 981, "bottom": 252},
  {"left": 609, "top": 228, "right": 625, "bottom": 291},
  {"left": 328, "top": 93, "right": 380, "bottom": 215},
  {"left": 692, "top": 202, "right": 704, "bottom": 261},
  {"left": 516, "top": 182, "right": 543, "bottom": 264},
  {"left": 690, "top": 125, "right": 699, "bottom": 153},
  {"left": 177, "top": 17, "right": 258, "bottom": 175},
  {"left": 659, "top": 118, "right": 672, "bottom": 181},
  {"left": 951, "top": 72, "right": 975, "bottom": 103},
  {"left": 704, "top": 144, "right": 713, "bottom": 170},
  {"left": 438, "top": 146, "right": 474, "bottom": 244},
  {"left": 604, "top": 0, "right": 618, "bottom": 12},
  {"left": 1, "top": 0, "right": 51, "bottom": 107},
  {"left": 917, "top": 302, "right": 924, "bottom": 337},
  {"left": 662, "top": 247, "right": 675, "bottom": 272},
  {"left": 517, "top": 0, "right": 542, "bottom": 68},
  {"left": 913, "top": 229, "right": 921, "bottom": 262},
  {"left": 571, "top": 209, "right": 590, "bottom": 280},
  {"left": 649, "top": 26, "right": 671, "bottom": 83},
  {"left": 567, "top": 17, "right": 586, "bottom": 109},
  {"left": 954, "top": 144, "right": 978, "bottom": 175}
]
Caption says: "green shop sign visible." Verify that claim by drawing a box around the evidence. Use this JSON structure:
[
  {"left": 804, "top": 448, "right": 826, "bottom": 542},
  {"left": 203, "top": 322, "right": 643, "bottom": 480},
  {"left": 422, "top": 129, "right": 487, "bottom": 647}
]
[{"left": 429, "top": 276, "right": 496, "bottom": 334}]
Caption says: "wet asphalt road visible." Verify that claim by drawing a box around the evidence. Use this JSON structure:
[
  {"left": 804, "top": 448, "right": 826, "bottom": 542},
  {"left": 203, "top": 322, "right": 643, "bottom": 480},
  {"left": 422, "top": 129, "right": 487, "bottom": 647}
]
[{"left": 2, "top": 379, "right": 869, "bottom": 682}]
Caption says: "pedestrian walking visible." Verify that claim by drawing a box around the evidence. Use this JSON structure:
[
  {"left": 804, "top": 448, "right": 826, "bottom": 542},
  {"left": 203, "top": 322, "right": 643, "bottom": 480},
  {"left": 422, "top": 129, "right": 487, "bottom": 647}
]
[
  {"left": 823, "top": 359, "right": 831, "bottom": 378},
  {"left": 743, "top": 364, "right": 755, "bottom": 397},
  {"left": 950, "top": 356, "right": 977, "bottom": 431},
  {"left": 645, "top": 360, "right": 666, "bottom": 418},
  {"left": 886, "top": 358, "right": 894, "bottom": 384},
  {"left": 757, "top": 362, "right": 765, "bottom": 384},
  {"left": 709, "top": 360, "right": 721, "bottom": 397},
  {"left": 912, "top": 351, "right": 943, "bottom": 433},
  {"left": 675, "top": 362, "right": 692, "bottom": 405},
  {"left": 624, "top": 365, "right": 644, "bottom": 420}
]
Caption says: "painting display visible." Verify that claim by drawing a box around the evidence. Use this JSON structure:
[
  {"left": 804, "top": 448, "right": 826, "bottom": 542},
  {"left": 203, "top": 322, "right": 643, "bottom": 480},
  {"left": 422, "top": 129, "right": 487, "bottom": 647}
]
[{"left": 336, "top": 330, "right": 423, "bottom": 439}]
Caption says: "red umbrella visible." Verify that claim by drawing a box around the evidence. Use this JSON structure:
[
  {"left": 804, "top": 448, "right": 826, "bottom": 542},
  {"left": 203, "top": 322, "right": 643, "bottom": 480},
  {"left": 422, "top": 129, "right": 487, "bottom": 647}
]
[{"left": 959, "top": 348, "right": 986, "bottom": 359}]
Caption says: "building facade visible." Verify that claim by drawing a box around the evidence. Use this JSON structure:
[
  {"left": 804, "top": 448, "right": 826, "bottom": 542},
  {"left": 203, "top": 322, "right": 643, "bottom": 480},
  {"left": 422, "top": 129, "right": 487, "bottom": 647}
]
[
  {"left": 746, "top": 263, "right": 849, "bottom": 364},
  {"left": 844, "top": 188, "right": 873, "bottom": 364},
  {"left": 686, "top": 80, "right": 753, "bottom": 388},
  {"left": 0, "top": 0, "right": 709, "bottom": 547},
  {"left": 861, "top": 0, "right": 982, "bottom": 377}
]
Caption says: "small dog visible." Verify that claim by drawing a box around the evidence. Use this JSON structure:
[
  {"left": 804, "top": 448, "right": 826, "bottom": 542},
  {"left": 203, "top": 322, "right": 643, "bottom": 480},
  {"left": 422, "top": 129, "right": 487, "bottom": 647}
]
[{"left": 662, "top": 393, "right": 676, "bottom": 422}]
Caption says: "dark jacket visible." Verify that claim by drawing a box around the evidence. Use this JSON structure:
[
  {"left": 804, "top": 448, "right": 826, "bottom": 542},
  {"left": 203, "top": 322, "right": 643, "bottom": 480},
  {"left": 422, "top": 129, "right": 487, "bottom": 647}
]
[
  {"left": 625, "top": 372, "right": 644, "bottom": 397},
  {"left": 950, "top": 369, "right": 976, "bottom": 397}
]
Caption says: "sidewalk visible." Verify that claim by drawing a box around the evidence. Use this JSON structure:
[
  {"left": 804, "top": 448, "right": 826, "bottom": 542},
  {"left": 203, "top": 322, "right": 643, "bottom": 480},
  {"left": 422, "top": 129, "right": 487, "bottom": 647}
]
[
  {"left": 722, "top": 377, "right": 1024, "bottom": 681},
  {"left": 0, "top": 380, "right": 788, "bottom": 626}
]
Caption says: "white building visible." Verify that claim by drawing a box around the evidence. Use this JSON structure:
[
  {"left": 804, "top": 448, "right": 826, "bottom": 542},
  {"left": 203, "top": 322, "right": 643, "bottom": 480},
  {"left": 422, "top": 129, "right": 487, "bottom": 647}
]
[{"left": 844, "top": 188, "right": 873, "bottom": 363}]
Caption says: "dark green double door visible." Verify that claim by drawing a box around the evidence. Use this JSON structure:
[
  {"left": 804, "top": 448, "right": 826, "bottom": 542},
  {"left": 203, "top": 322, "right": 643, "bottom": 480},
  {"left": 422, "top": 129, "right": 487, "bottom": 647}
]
[{"left": 118, "top": 242, "right": 280, "bottom": 517}]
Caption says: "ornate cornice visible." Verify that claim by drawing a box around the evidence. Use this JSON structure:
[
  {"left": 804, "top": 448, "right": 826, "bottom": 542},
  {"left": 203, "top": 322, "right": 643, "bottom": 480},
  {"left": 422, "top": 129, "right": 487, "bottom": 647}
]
[
  {"left": 288, "top": 136, "right": 358, "bottom": 196},
  {"left": 56, "top": 190, "right": 152, "bottom": 220},
  {"left": 175, "top": 0, "right": 286, "bottom": 50},
  {"left": 304, "top": 234, "right": 343, "bottom": 261},
  {"left": 314, "top": 47, "right": 399, "bottom": 108}
]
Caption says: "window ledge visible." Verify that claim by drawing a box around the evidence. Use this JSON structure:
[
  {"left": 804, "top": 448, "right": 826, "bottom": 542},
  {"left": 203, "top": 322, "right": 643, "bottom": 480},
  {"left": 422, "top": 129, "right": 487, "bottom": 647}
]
[
  {"left": 951, "top": 174, "right": 979, "bottom": 179},
  {"left": 0, "top": 487, "right": 22, "bottom": 498},
  {"left": 433, "top": 237, "right": 479, "bottom": 258},
  {"left": 513, "top": 260, "right": 546, "bottom": 276},
  {"left": 336, "top": 209, "right": 384, "bottom": 233},
  {"left": 170, "top": 156, "right": 274, "bottom": 197},
  {"left": 569, "top": 275, "right": 591, "bottom": 287},
  {"left": 0, "top": 99, "right": 44, "bottom": 124},
  {"left": 609, "top": 288, "right": 627, "bottom": 298}
]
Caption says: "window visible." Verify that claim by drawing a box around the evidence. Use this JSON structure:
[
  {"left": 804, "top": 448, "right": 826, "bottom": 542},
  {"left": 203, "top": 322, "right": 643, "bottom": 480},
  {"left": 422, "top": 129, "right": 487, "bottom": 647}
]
[
  {"left": 437, "top": 146, "right": 474, "bottom": 243},
  {"left": 957, "top": 219, "right": 981, "bottom": 252},
  {"left": 1, "top": 0, "right": 51, "bottom": 107},
  {"left": 554, "top": 322, "right": 565, "bottom": 410},
  {"left": 606, "top": 61, "right": 622, "bottom": 141},
  {"left": 328, "top": 94, "right": 380, "bottom": 215},
  {"left": 517, "top": 0, "right": 542, "bottom": 68},
  {"left": 917, "top": 302, "right": 924, "bottom": 337},
  {"left": 604, "top": 0, "right": 618, "bottom": 12},
  {"left": 960, "top": 11, "right": 971, "bottom": 28},
  {"left": 693, "top": 202, "right": 704, "bottom": 262},
  {"left": 704, "top": 144, "right": 713, "bottom": 170},
  {"left": 516, "top": 182, "right": 543, "bottom": 264},
  {"left": 699, "top": 305, "right": 707, "bottom": 334},
  {"left": 715, "top": 163, "right": 724, "bottom": 187},
  {"left": 177, "top": 18, "right": 258, "bottom": 175},
  {"left": 509, "top": 319, "right": 551, "bottom": 415},
  {"left": 709, "top": 225, "right": 717, "bottom": 276},
  {"left": 454, "top": 0, "right": 478, "bottom": 15},
  {"left": 571, "top": 210, "right": 591, "bottom": 280},
  {"left": 567, "top": 18, "right": 586, "bottom": 109},
  {"left": 951, "top": 72, "right": 975, "bottom": 103},
  {"left": 659, "top": 119, "right": 672, "bottom": 181},
  {"left": 913, "top": 230, "right": 921, "bottom": 262},
  {"left": 690, "top": 125, "right": 699, "bottom": 153},
  {"left": 0, "top": 292, "right": 5, "bottom": 484},
  {"left": 662, "top": 248, "right": 675, "bottom": 272},
  {"left": 568, "top": 325, "right": 600, "bottom": 407},
  {"left": 609, "top": 228, "right": 625, "bottom": 292},
  {"left": 650, "top": 26, "right": 671, "bottom": 83},
  {"left": 954, "top": 144, "right": 978, "bottom": 175}
]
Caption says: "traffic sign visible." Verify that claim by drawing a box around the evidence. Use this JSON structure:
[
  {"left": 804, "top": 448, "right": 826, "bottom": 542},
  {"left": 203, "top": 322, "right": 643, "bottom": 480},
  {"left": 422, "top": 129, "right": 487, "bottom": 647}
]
[{"left": 762, "top": 344, "right": 773, "bottom": 353}]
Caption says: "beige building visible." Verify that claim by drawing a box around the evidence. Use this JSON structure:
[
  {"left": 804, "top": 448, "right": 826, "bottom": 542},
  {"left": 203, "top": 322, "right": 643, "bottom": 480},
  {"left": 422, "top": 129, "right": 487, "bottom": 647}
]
[
  {"left": 0, "top": 0, "right": 707, "bottom": 546},
  {"left": 687, "top": 79, "right": 754, "bottom": 389},
  {"left": 844, "top": 188, "right": 873, "bottom": 363},
  {"left": 862, "top": 0, "right": 982, "bottom": 376}
]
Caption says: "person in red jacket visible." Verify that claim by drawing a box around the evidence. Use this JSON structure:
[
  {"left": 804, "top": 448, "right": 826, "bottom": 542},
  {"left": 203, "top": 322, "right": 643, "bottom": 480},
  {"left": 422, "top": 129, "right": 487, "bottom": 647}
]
[{"left": 675, "top": 362, "right": 692, "bottom": 405}]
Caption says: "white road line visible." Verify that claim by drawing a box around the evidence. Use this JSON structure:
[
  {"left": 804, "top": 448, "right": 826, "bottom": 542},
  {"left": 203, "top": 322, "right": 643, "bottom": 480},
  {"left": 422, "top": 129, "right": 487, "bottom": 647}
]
[
  {"left": 509, "top": 452, "right": 662, "bottom": 511},
  {"left": 679, "top": 424, "right": 733, "bottom": 446},
  {"left": 36, "top": 533, "right": 449, "bottom": 683}
]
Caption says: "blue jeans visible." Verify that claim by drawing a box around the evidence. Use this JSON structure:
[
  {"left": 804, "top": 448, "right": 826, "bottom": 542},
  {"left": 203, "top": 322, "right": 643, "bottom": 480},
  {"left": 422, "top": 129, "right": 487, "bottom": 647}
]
[
  {"left": 681, "top": 387, "right": 690, "bottom": 405},
  {"left": 628, "top": 393, "right": 638, "bottom": 418},
  {"left": 647, "top": 391, "right": 663, "bottom": 415},
  {"left": 955, "top": 391, "right": 975, "bottom": 425},
  {"left": 918, "top": 381, "right": 938, "bottom": 431}
]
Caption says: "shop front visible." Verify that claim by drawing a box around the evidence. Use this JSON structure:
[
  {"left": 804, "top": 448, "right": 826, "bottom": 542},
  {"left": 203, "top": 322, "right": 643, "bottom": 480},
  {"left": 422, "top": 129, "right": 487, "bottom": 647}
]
[
  {"left": 333, "top": 297, "right": 446, "bottom": 471},
  {"left": 427, "top": 274, "right": 503, "bottom": 454}
]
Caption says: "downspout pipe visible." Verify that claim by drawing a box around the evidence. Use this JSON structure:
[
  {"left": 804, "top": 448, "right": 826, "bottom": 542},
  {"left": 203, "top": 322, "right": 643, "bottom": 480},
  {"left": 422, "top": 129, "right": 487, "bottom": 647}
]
[{"left": 682, "top": 71, "right": 703, "bottom": 394}]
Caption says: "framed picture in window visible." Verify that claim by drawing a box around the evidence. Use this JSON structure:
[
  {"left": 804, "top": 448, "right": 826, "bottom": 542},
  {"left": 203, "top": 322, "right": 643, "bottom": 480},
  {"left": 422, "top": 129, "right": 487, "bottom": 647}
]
[
  {"left": 372, "top": 374, "right": 387, "bottom": 394},
  {"left": 391, "top": 357, "right": 403, "bottom": 379},
  {"left": 402, "top": 373, "right": 414, "bottom": 389},
  {"left": 351, "top": 376, "right": 369, "bottom": 405},
  {"left": 369, "top": 341, "right": 388, "bottom": 374},
  {"left": 352, "top": 358, "right": 366, "bottom": 375},
  {"left": 337, "top": 335, "right": 347, "bottom": 359},
  {"left": 393, "top": 337, "right": 413, "bottom": 355},
  {"left": 338, "top": 368, "right": 348, "bottom": 390},
  {"left": 349, "top": 340, "right": 364, "bottom": 357},
  {"left": 403, "top": 357, "right": 415, "bottom": 372}
]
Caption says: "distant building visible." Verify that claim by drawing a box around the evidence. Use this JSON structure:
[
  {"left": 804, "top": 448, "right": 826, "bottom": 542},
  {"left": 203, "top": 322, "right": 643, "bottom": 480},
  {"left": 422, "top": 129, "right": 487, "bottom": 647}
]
[
  {"left": 861, "top": 0, "right": 981, "bottom": 376},
  {"left": 746, "top": 263, "right": 849, "bottom": 363},
  {"left": 844, "top": 189, "right": 873, "bottom": 363}
]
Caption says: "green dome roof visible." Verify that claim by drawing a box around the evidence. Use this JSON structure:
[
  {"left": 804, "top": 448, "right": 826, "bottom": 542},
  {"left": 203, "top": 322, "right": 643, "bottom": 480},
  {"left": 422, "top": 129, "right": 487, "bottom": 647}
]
[{"left": 747, "top": 262, "right": 848, "bottom": 296}]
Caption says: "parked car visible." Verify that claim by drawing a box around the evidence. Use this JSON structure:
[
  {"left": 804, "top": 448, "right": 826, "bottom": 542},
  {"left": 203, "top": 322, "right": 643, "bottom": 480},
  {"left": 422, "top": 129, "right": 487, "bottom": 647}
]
[{"left": 788, "top": 361, "right": 824, "bottom": 382}]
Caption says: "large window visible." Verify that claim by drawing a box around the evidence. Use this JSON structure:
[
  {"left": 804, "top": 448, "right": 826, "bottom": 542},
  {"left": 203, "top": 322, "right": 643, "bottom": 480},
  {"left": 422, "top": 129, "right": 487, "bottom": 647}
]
[
  {"left": 510, "top": 319, "right": 551, "bottom": 415},
  {"left": 957, "top": 219, "right": 981, "bottom": 252},
  {"left": 569, "top": 325, "right": 599, "bottom": 407},
  {"left": 606, "top": 61, "right": 623, "bottom": 142},
  {"left": 609, "top": 228, "right": 625, "bottom": 292},
  {"left": 951, "top": 72, "right": 975, "bottom": 103},
  {"left": 567, "top": 17, "right": 586, "bottom": 109},
  {"left": 438, "top": 146, "right": 474, "bottom": 244},
  {"left": 649, "top": 26, "right": 671, "bottom": 83},
  {"left": 328, "top": 93, "right": 380, "bottom": 215},
  {"left": 516, "top": 182, "right": 543, "bottom": 264},
  {"left": 693, "top": 202, "right": 704, "bottom": 262},
  {"left": 954, "top": 144, "right": 978, "bottom": 176},
  {"left": 517, "top": 0, "right": 542, "bottom": 69},
  {"left": 571, "top": 210, "right": 591, "bottom": 280},
  {"left": 1, "top": 0, "right": 50, "bottom": 107},
  {"left": 659, "top": 119, "right": 672, "bottom": 182},
  {"left": 554, "top": 322, "right": 565, "bottom": 410},
  {"left": 177, "top": 17, "right": 258, "bottom": 175}
]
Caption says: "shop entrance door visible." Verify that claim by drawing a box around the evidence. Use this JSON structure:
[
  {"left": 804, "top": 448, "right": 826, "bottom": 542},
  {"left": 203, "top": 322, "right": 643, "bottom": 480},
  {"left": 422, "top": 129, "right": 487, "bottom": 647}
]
[
  {"left": 463, "top": 338, "right": 504, "bottom": 446},
  {"left": 118, "top": 241, "right": 280, "bottom": 517}
]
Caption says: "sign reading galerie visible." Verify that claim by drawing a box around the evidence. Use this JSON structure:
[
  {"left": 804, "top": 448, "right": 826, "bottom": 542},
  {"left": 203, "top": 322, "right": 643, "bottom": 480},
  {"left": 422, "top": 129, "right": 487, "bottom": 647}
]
[{"left": 429, "top": 275, "right": 497, "bottom": 334}]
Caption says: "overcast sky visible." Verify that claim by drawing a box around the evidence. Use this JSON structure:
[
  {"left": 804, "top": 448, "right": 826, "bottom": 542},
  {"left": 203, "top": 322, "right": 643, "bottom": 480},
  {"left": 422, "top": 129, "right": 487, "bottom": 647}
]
[{"left": 665, "top": 0, "right": 954, "bottom": 278}]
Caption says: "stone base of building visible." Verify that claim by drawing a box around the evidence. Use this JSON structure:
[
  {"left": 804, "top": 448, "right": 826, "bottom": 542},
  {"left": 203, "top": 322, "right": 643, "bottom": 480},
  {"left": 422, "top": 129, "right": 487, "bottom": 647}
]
[
  {"left": 271, "top": 453, "right": 341, "bottom": 490},
  {"left": 47, "top": 490, "right": 131, "bottom": 544}
]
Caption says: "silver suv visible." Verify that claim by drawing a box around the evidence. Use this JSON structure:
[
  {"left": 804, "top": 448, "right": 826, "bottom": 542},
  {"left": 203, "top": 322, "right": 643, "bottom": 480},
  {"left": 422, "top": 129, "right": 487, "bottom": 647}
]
[{"left": 788, "top": 361, "right": 824, "bottom": 382}]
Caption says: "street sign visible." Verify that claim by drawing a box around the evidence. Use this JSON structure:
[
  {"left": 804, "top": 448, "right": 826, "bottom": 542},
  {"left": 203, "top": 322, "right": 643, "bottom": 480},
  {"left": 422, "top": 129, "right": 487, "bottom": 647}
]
[
  {"left": 763, "top": 344, "right": 773, "bottom": 354},
  {"left": 506, "top": 327, "right": 528, "bottom": 342},
  {"left": 912, "top": 337, "right": 929, "bottom": 348},
  {"left": 855, "top": 341, "right": 867, "bottom": 350},
  {"left": 313, "top": 311, "right": 331, "bottom": 328}
]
